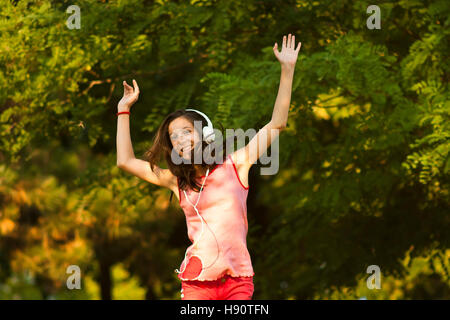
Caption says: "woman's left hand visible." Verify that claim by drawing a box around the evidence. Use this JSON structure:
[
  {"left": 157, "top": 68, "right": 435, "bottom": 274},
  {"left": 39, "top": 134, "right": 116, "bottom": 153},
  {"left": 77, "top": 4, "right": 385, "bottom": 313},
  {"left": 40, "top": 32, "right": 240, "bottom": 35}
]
[{"left": 273, "top": 33, "right": 302, "bottom": 69}]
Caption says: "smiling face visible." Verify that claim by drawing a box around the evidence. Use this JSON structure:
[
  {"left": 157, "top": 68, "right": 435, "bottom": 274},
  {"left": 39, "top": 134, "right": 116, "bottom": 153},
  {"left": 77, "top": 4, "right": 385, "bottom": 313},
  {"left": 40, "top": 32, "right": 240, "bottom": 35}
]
[{"left": 168, "top": 116, "right": 201, "bottom": 160}]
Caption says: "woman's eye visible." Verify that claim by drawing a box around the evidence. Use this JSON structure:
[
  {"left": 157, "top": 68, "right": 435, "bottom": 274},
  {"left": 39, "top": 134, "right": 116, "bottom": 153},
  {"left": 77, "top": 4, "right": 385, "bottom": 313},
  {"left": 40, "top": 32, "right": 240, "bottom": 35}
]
[{"left": 170, "top": 129, "right": 190, "bottom": 140}]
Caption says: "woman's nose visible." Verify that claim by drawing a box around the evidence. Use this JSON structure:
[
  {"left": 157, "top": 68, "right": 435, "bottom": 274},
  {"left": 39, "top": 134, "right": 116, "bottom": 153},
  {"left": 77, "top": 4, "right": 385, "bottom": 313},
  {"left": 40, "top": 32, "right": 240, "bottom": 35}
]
[{"left": 179, "top": 135, "right": 190, "bottom": 145}]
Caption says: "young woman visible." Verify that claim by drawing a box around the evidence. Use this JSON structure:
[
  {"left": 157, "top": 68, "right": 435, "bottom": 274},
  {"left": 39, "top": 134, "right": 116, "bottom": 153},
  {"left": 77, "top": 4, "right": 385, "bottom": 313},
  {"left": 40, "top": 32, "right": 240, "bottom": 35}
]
[{"left": 116, "top": 34, "right": 301, "bottom": 300}]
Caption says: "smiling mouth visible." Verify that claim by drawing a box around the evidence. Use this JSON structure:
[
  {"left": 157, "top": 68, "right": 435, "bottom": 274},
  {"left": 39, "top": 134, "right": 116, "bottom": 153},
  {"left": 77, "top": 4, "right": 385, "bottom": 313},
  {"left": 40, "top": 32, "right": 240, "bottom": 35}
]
[{"left": 180, "top": 145, "right": 192, "bottom": 153}]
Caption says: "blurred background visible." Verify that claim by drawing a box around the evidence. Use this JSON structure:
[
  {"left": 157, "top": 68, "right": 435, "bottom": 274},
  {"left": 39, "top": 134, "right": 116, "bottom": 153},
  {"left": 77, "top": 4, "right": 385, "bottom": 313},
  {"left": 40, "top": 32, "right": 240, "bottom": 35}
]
[{"left": 0, "top": 0, "right": 449, "bottom": 299}]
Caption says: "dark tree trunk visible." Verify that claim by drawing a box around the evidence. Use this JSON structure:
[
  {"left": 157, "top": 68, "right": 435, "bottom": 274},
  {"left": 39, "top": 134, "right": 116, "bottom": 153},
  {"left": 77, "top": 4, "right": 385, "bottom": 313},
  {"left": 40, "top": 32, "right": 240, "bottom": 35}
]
[
  {"left": 99, "top": 259, "right": 112, "bottom": 300},
  {"left": 145, "top": 286, "right": 156, "bottom": 300}
]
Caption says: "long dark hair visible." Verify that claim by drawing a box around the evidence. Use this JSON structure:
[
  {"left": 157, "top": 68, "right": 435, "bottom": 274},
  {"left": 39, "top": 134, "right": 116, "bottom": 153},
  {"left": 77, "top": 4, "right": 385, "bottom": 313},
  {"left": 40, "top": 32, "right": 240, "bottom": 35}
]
[{"left": 143, "top": 109, "right": 229, "bottom": 192}]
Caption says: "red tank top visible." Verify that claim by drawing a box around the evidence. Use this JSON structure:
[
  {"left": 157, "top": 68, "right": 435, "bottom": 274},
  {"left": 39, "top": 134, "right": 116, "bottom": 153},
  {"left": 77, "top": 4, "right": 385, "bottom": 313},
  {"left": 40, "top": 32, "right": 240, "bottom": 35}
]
[{"left": 175, "top": 154, "right": 255, "bottom": 281}]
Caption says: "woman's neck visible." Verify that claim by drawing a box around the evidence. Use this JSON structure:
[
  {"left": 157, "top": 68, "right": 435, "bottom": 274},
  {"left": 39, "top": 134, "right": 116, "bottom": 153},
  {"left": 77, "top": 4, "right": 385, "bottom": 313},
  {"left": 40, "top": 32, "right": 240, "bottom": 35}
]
[{"left": 193, "top": 164, "right": 207, "bottom": 178}]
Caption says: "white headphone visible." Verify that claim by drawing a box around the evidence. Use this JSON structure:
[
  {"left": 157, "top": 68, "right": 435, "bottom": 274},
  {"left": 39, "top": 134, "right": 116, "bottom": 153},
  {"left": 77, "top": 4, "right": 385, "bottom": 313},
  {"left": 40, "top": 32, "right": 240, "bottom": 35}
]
[{"left": 185, "top": 109, "right": 215, "bottom": 144}]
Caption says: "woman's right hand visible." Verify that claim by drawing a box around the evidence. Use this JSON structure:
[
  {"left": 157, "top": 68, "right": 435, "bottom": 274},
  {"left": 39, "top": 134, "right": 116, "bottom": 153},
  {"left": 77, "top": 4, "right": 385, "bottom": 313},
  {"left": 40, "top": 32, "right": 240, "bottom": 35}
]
[{"left": 118, "top": 79, "right": 140, "bottom": 111}]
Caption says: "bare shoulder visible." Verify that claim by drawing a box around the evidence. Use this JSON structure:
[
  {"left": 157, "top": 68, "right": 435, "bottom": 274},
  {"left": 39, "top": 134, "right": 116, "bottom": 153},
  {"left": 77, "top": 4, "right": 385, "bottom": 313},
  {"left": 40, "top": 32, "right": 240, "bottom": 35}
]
[{"left": 230, "top": 147, "right": 253, "bottom": 171}]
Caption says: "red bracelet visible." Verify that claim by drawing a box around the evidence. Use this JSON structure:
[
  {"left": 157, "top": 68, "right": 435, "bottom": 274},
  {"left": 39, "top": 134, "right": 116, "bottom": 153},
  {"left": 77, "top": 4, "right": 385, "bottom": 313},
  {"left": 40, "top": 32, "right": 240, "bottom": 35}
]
[{"left": 117, "top": 111, "right": 130, "bottom": 116}]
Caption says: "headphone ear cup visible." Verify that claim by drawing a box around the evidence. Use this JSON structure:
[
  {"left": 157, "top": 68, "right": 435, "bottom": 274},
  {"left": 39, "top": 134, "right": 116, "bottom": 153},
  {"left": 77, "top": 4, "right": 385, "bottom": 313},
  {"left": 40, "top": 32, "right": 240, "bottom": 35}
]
[{"left": 203, "top": 127, "right": 215, "bottom": 144}]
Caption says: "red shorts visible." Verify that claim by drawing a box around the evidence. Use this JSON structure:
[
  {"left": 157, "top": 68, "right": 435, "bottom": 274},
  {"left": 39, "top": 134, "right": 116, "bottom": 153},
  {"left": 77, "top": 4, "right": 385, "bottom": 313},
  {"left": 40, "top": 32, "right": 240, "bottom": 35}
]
[{"left": 180, "top": 274, "right": 254, "bottom": 300}]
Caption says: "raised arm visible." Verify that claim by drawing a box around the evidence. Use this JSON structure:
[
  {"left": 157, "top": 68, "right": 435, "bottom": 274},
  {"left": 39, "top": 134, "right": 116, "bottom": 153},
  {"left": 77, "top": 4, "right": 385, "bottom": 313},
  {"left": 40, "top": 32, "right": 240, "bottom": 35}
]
[
  {"left": 233, "top": 34, "right": 302, "bottom": 169},
  {"left": 116, "top": 80, "right": 177, "bottom": 191}
]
